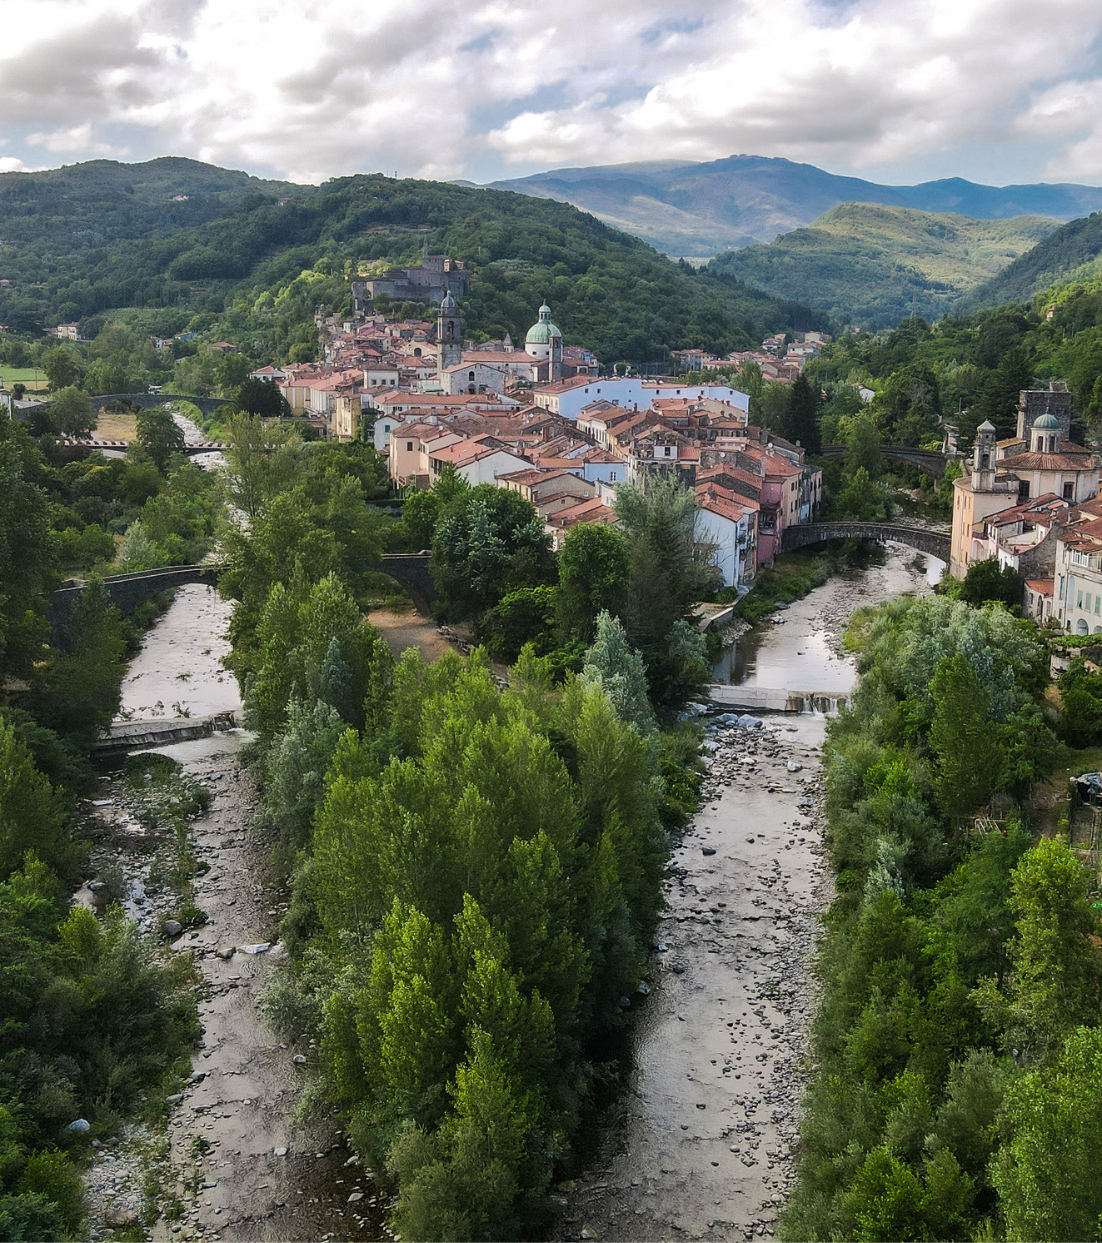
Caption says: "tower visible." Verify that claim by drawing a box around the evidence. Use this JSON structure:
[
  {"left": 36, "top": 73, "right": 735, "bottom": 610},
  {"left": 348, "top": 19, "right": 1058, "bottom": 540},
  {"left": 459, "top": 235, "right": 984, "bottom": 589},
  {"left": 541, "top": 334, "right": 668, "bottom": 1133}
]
[
  {"left": 524, "top": 303, "right": 563, "bottom": 381},
  {"left": 437, "top": 292, "right": 462, "bottom": 373},
  {"left": 1031, "top": 411, "right": 1061, "bottom": 455},
  {"left": 971, "top": 419, "right": 997, "bottom": 491}
]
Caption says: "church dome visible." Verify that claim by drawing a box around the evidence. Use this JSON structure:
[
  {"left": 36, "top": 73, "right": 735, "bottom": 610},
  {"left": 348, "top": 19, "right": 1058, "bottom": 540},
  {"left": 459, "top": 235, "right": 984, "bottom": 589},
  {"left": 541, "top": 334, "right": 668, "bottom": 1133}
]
[
  {"left": 525, "top": 303, "right": 562, "bottom": 345},
  {"left": 1033, "top": 412, "right": 1060, "bottom": 430},
  {"left": 440, "top": 290, "right": 458, "bottom": 310}
]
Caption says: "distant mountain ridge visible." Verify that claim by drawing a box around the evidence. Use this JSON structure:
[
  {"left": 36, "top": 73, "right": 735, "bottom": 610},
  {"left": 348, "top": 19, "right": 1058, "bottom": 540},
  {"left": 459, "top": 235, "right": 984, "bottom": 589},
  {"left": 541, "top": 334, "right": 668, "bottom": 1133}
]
[
  {"left": 490, "top": 155, "right": 1102, "bottom": 257},
  {"left": 705, "top": 203, "right": 1059, "bottom": 327}
]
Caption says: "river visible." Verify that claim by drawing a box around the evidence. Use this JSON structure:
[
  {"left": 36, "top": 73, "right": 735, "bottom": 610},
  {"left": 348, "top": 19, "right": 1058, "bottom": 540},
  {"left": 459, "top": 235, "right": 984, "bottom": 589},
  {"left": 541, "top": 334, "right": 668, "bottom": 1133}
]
[
  {"left": 81, "top": 464, "right": 940, "bottom": 1243},
  {"left": 553, "top": 547, "right": 941, "bottom": 1243},
  {"left": 82, "top": 412, "right": 390, "bottom": 1243}
]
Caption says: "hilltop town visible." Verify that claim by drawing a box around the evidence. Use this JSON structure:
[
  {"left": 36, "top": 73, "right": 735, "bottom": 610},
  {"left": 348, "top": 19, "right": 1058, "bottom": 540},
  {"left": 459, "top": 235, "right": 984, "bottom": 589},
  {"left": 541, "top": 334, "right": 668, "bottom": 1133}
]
[{"left": 241, "top": 254, "right": 828, "bottom": 597}]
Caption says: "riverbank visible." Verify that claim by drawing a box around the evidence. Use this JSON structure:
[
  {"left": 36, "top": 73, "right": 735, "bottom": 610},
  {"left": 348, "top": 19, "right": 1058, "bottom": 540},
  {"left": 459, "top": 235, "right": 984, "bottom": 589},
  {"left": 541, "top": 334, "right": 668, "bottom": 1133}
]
[
  {"left": 552, "top": 715, "right": 831, "bottom": 1242},
  {"left": 81, "top": 586, "right": 386, "bottom": 1243},
  {"left": 556, "top": 550, "right": 939, "bottom": 1242}
]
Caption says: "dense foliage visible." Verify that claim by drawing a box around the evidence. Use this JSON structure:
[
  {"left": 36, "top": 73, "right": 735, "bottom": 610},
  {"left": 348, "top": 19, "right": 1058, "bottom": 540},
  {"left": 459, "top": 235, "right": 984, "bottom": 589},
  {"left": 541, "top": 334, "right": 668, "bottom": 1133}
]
[
  {"left": 780, "top": 593, "right": 1102, "bottom": 1242},
  {"left": 0, "top": 164, "right": 823, "bottom": 369},
  {"left": 0, "top": 411, "right": 216, "bottom": 1237},
  {"left": 707, "top": 204, "right": 1057, "bottom": 328},
  {"left": 963, "top": 210, "right": 1102, "bottom": 311}
]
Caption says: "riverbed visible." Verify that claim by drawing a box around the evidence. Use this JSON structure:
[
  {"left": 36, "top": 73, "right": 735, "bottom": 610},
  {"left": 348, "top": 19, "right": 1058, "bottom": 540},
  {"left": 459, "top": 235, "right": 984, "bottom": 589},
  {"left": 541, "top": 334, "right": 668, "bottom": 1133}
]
[
  {"left": 554, "top": 548, "right": 938, "bottom": 1242},
  {"left": 84, "top": 587, "right": 390, "bottom": 1243}
]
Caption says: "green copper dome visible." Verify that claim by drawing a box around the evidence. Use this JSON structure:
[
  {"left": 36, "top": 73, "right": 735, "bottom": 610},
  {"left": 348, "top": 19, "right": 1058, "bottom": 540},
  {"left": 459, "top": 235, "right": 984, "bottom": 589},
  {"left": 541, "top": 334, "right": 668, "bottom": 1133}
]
[
  {"left": 1033, "top": 412, "right": 1060, "bottom": 430},
  {"left": 525, "top": 303, "right": 562, "bottom": 345}
]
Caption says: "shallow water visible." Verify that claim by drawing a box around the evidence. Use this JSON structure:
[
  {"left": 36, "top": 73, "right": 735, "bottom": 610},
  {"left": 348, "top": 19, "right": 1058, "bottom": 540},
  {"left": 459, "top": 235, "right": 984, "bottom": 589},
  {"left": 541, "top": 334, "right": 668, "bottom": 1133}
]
[{"left": 554, "top": 552, "right": 938, "bottom": 1242}]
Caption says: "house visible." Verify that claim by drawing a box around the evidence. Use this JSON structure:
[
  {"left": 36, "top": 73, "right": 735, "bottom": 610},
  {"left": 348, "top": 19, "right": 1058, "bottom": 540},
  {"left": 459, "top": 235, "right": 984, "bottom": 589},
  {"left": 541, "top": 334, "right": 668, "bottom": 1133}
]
[
  {"left": 426, "top": 436, "right": 531, "bottom": 487},
  {"left": 695, "top": 484, "right": 759, "bottom": 592},
  {"left": 496, "top": 467, "right": 596, "bottom": 518},
  {"left": 545, "top": 497, "right": 617, "bottom": 548},
  {"left": 532, "top": 376, "right": 749, "bottom": 421},
  {"left": 52, "top": 322, "right": 80, "bottom": 341}
]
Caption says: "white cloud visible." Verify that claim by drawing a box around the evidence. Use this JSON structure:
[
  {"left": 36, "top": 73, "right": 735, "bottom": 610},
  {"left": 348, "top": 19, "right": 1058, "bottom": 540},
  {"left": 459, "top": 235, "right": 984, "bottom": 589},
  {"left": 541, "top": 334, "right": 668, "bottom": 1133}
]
[
  {"left": 27, "top": 123, "right": 127, "bottom": 156},
  {"left": 0, "top": 0, "right": 1100, "bottom": 183},
  {"left": 0, "top": 156, "right": 28, "bottom": 172}
]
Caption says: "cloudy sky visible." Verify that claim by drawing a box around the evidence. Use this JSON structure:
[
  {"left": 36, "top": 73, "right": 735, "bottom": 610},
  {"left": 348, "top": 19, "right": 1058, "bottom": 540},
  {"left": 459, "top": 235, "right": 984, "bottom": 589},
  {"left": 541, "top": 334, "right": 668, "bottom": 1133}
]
[{"left": 2, "top": 0, "right": 1102, "bottom": 188}]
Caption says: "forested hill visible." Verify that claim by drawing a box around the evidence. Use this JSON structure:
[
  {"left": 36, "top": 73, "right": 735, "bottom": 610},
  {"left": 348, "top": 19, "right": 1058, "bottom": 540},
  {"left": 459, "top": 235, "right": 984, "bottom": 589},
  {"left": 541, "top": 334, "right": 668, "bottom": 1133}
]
[
  {"left": 0, "top": 163, "right": 825, "bottom": 362},
  {"left": 703, "top": 204, "right": 1058, "bottom": 328},
  {"left": 962, "top": 211, "right": 1102, "bottom": 311},
  {"left": 0, "top": 157, "right": 304, "bottom": 257}
]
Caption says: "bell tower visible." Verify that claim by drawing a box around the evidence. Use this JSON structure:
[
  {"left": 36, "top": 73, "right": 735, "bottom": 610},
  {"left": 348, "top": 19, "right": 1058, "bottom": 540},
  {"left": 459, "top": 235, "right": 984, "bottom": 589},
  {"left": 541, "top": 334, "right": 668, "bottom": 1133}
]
[
  {"left": 437, "top": 292, "right": 462, "bottom": 373},
  {"left": 971, "top": 419, "right": 997, "bottom": 491}
]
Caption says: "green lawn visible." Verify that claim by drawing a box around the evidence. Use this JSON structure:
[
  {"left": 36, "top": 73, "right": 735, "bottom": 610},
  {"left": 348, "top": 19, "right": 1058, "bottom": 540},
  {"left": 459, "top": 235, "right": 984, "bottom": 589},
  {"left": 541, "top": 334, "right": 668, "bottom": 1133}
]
[{"left": 0, "top": 367, "right": 48, "bottom": 390}]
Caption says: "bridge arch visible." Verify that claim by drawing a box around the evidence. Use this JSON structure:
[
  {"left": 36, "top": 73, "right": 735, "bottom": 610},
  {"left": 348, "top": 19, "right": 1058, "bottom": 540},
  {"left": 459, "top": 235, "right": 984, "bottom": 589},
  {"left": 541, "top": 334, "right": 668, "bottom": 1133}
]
[
  {"left": 820, "top": 445, "right": 955, "bottom": 479},
  {"left": 47, "top": 554, "right": 438, "bottom": 636},
  {"left": 781, "top": 521, "right": 950, "bottom": 560}
]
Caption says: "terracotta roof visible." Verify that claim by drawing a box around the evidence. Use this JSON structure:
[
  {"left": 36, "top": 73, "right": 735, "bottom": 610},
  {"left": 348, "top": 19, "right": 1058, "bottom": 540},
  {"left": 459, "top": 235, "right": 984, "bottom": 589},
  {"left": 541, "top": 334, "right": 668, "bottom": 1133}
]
[
  {"left": 999, "top": 450, "right": 1097, "bottom": 471},
  {"left": 1025, "top": 580, "right": 1055, "bottom": 594},
  {"left": 547, "top": 498, "right": 615, "bottom": 529}
]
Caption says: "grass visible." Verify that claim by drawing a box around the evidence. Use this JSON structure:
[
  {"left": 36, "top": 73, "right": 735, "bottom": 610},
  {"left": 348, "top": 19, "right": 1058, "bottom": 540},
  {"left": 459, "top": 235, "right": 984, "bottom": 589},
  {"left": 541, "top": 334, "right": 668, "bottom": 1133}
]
[
  {"left": 733, "top": 549, "right": 835, "bottom": 625},
  {"left": 0, "top": 367, "right": 49, "bottom": 390}
]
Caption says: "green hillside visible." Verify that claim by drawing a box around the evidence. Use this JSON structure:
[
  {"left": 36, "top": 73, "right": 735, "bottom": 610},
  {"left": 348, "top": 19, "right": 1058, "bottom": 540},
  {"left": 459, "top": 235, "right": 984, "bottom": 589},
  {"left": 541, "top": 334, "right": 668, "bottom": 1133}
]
[
  {"left": 703, "top": 203, "right": 1058, "bottom": 327},
  {"left": 962, "top": 211, "right": 1102, "bottom": 310},
  {"left": 0, "top": 162, "right": 826, "bottom": 365}
]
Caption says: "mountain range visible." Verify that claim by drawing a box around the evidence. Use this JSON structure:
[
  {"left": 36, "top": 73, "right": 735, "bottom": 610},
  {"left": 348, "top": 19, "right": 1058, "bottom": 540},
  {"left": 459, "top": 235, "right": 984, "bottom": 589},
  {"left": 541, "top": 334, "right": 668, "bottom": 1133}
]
[{"left": 490, "top": 155, "right": 1102, "bottom": 258}]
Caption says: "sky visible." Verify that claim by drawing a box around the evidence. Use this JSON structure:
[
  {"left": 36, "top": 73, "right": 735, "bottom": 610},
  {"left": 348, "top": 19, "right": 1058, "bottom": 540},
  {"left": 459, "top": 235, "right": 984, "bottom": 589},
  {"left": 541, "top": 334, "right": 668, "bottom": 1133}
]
[{"left": 3, "top": 0, "right": 1102, "bottom": 189}]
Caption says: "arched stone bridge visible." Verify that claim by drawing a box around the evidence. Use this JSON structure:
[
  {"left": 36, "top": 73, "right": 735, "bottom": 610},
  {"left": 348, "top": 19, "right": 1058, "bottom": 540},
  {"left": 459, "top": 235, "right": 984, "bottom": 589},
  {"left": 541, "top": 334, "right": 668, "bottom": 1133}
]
[
  {"left": 820, "top": 445, "right": 952, "bottom": 478},
  {"left": 47, "top": 554, "right": 438, "bottom": 632},
  {"left": 89, "top": 392, "right": 233, "bottom": 418},
  {"left": 781, "top": 521, "right": 950, "bottom": 560}
]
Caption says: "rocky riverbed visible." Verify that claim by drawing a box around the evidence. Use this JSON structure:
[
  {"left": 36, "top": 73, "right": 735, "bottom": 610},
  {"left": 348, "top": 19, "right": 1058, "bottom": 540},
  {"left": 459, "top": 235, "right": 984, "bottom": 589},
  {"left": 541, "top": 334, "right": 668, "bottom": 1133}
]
[
  {"left": 555, "top": 548, "right": 939, "bottom": 1243},
  {"left": 553, "top": 712, "right": 831, "bottom": 1243}
]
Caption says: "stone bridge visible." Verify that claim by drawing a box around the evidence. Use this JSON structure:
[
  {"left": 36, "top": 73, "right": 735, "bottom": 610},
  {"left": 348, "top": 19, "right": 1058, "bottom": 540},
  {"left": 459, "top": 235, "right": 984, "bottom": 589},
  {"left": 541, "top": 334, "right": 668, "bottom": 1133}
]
[
  {"left": 88, "top": 392, "right": 233, "bottom": 418},
  {"left": 781, "top": 521, "right": 951, "bottom": 560},
  {"left": 47, "top": 554, "right": 437, "bottom": 633},
  {"left": 820, "top": 444, "right": 952, "bottom": 478}
]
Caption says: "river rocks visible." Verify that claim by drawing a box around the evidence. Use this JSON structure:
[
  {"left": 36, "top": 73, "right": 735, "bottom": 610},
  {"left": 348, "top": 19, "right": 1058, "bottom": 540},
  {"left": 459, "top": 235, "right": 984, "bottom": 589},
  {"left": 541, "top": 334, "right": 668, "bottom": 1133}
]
[
  {"left": 164, "top": 919, "right": 183, "bottom": 936},
  {"left": 67, "top": 1118, "right": 91, "bottom": 1133},
  {"left": 702, "top": 846, "right": 717, "bottom": 856}
]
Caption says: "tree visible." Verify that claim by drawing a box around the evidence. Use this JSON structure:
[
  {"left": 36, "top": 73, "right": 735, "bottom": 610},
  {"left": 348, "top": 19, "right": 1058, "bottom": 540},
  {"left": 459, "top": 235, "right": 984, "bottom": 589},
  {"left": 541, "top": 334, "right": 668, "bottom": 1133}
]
[
  {"left": 834, "top": 466, "right": 888, "bottom": 522},
  {"left": 0, "top": 432, "right": 54, "bottom": 682},
  {"left": 39, "top": 346, "right": 82, "bottom": 392},
  {"left": 928, "top": 653, "right": 1005, "bottom": 819},
  {"left": 32, "top": 583, "right": 125, "bottom": 751},
  {"left": 985, "top": 839, "right": 1102, "bottom": 1053},
  {"left": 229, "top": 377, "right": 290, "bottom": 418},
  {"left": 961, "top": 558, "right": 1019, "bottom": 608},
  {"left": 992, "top": 1026, "right": 1102, "bottom": 1242},
  {"left": 786, "top": 372, "right": 822, "bottom": 453},
  {"left": 556, "top": 524, "right": 629, "bottom": 643},
  {"left": 613, "top": 477, "right": 718, "bottom": 705},
  {"left": 582, "top": 611, "right": 656, "bottom": 734},
  {"left": 0, "top": 723, "right": 74, "bottom": 883},
  {"left": 221, "top": 413, "right": 301, "bottom": 520},
  {"left": 215, "top": 352, "right": 252, "bottom": 394},
  {"left": 844, "top": 413, "right": 882, "bottom": 479},
  {"left": 47, "top": 387, "right": 95, "bottom": 438},
  {"left": 135, "top": 407, "right": 185, "bottom": 473}
]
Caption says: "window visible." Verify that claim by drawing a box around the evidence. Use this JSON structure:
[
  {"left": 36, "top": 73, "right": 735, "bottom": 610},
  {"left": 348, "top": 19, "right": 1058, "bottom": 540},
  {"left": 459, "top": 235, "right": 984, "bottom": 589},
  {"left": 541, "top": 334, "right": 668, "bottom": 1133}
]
[
  {"left": 406, "top": 441, "right": 413, "bottom": 451},
  {"left": 1079, "top": 619, "right": 1090, "bottom": 634},
  {"left": 664, "top": 447, "right": 672, "bottom": 457},
  {"left": 1078, "top": 590, "right": 1084, "bottom": 608},
  {"left": 1089, "top": 594, "right": 1094, "bottom": 611},
  {"left": 610, "top": 471, "right": 617, "bottom": 481},
  {"left": 1064, "top": 482, "right": 1075, "bottom": 499},
  {"left": 1095, "top": 596, "right": 1100, "bottom": 615}
]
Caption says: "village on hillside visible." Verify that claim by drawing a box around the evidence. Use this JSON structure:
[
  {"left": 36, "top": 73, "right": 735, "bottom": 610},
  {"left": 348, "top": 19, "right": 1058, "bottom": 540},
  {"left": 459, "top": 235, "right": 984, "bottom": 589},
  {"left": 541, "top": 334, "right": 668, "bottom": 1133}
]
[{"left": 241, "top": 254, "right": 829, "bottom": 598}]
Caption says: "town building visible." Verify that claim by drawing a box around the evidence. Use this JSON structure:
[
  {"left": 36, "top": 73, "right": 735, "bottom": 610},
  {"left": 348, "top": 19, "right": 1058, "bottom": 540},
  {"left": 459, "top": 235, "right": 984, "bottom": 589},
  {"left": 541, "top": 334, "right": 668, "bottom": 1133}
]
[{"left": 950, "top": 395, "right": 1100, "bottom": 578}]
